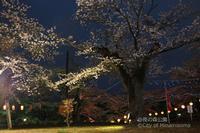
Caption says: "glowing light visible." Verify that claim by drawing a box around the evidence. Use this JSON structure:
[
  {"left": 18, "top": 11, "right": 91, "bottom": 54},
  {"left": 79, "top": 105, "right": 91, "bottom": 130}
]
[
  {"left": 174, "top": 108, "right": 178, "bottom": 111},
  {"left": 177, "top": 113, "right": 181, "bottom": 117},
  {"left": 127, "top": 113, "right": 130, "bottom": 119},
  {"left": 23, "top": 118, "right": 27, "bottom": 122},
  {"left": 11, "top": 105, "right": 15, "bottom": 111},
  {"left": 110, "top": 120, "right": 115, "bottom": 123},
  {"left": 161, "top": 111, "right": 164, "bottom": 115},
  {"left": 128, "top": 119, "right": 132, "bottom": 123},
  {"left": 155, "top": 112, "right": 158, "bottom": 116},
  {"left": 117, "top": 119, "right": 121, "bottom": 123},
  {"left": 199, "top": 99, "right": 200, "bottom": 102},
  {"left": 167, "top": 110, "right": 171, "bottom": 113},
  {"left": 0, "top": 69, "right": 4, "bottom": 74},
  {"left": 3, "top": 105, "right": 6, "bottom": 110},
  {"left": 20, "top": 105, "right": 24, "bottom": 111},
  {"left": 189, "top": 102, "right": 193, "bottom": 106},
  {"left": 148, "top": 113, "right": 152, "bottom": 116},
  {"left": 123, "top": 115, "right": 127, "bottom": 119},
  {"left": 124, "top": 121, "right": 127, "bottom": 124},
  {"left": 181, "top": 105, "right": 185, "bottom": 109}
]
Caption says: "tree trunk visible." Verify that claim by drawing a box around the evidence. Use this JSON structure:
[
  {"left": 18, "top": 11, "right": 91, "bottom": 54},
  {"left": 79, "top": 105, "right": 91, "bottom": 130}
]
[
  {"left": 119, "top": 60, "right": 148, "bottom": 121},
  {"left": 128, "top": 77, "right": 145, "bottom": 120},
  {"left": 72, "top": 88, "right": 81, "bottom": 123},
  {"left": 65, "top": 49, "right": 70, "bottom": 98},
  {"left": 66, "top": 113, "right": 70, "bottom": 127}
]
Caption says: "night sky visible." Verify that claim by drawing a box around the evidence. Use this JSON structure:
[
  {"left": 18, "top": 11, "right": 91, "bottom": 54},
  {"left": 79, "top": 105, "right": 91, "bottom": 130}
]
[{"left": 24, "top": 0, "right": 199, "bottom": 91}]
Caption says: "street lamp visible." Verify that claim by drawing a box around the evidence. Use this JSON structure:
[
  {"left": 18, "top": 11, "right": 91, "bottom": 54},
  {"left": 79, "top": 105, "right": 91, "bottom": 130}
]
[
  {"left": 148, "top": 113, "right": 152, "bottom": 116},
  {"left": 174, "top": 108, "right": 178, "bottom": 111}
]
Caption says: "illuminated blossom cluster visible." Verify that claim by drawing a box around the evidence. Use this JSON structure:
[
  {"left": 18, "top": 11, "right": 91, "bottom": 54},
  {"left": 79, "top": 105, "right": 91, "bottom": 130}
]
[
  {"left": 0, "top": 0, "right": 62, "bottom": 97},
  {"left": 55, "top": 0, "right": 200, "bottom": 88},
  {"left": 0, "top": 56, "right": 51, "bottom": 96},
  {"left": 0, "top": 0, "right": 64, "bottom": 61},
  {"left": 53, "top": 58, "right": 120, "bottom": 88}
]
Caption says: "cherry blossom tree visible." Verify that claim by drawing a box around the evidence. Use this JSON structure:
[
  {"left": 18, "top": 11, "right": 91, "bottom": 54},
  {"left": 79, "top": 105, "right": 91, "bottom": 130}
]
[
  {"left": 55, "top": 0, "right": 200, "bottom": 120},
  {"left": 0, "top": 0, "right": 64, "bottom": 102}
]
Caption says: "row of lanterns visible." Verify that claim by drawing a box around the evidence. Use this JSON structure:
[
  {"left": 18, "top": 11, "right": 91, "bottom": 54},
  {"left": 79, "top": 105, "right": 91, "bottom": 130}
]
[
  {"left": 148, "top": 102, "right": 194, "bottom": 117},
  {"left": 3, "top": 105, "right": 24, "bottom": 111},
  {"left": 110, "top": 101, "right": 195, "bottom": 123}
]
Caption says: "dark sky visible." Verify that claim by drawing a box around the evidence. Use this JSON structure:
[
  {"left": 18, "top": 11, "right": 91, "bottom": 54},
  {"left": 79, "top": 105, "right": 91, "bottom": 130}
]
[
  {"left": 26, "top": 0, "right": 200, "bottom": 39},
  {"left": 27, "top": 0, "right": 87, "bottom": 39},
  {"left": 25, "top": 0, "right": 199, "bottom": 91}
]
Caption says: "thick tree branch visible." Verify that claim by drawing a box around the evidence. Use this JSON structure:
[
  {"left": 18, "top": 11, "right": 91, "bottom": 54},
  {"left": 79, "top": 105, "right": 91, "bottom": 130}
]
[
  {"left": 150, "top": 37, "right": 200, "bottom": 57},
  {"left": 113, "top": 5, "right": 138, "bottom": 51},
  {"left": 95, "top": 47, "right": 119, "bottom": 58}
]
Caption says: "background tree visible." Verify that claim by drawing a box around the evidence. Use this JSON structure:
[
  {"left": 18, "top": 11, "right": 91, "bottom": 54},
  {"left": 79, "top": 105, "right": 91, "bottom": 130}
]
[
  {"left": 54, "top": 0, "right": 200, "bottom": 120},
  {"left": 171, "top": 57, "right": 199, "bottom": 80},
  {"left": 58, "top": 99, "right": 74, "bottom": 127},
  {"left": 79, "top": 87, "right": 127, "bottom": 123}
]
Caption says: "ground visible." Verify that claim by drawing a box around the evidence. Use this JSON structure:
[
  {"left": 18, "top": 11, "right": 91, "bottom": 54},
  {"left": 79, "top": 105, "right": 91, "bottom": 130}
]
[{"left": 0, "top": 126, "right": 199, "bottom": 133}]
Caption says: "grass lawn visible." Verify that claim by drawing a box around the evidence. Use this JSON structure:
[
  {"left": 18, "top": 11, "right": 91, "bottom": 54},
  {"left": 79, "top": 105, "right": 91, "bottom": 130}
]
[{"left": 0, "top": 126, "right": 199, "bottom": 133}]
